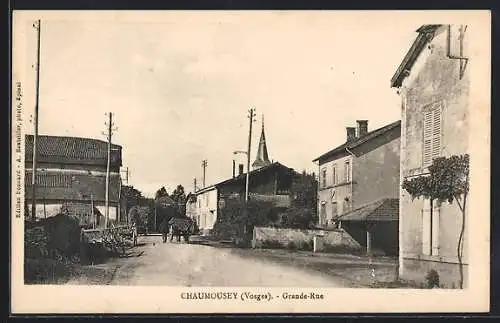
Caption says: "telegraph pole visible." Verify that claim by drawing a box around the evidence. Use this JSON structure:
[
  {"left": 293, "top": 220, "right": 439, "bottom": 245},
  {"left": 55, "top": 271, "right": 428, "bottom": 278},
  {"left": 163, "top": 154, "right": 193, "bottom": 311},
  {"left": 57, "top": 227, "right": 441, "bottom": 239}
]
[
  {"left": 245, "top": 107, "right": 256, "bottom": 203},
  {"left": 30, "top": 19, "right": 41, "bottom": 221},
  {"left": 103, "top": 112, "right": 117, "bottom": 228},
  {"left": 202, "top": 160, "right": 207, "bottom": 188}
]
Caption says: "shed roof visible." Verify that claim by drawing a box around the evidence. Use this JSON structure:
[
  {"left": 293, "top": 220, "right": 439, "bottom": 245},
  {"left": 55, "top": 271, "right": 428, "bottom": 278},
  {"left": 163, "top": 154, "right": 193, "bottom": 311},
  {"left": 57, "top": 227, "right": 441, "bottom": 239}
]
[{"left": 338, "top": 198, "right": 399, "bottom": 222}]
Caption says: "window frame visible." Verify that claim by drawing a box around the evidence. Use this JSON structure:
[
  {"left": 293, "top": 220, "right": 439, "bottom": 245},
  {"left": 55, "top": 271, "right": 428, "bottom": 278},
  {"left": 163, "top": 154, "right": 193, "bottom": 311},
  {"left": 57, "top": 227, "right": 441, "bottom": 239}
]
[
  {"left": 321, "top": 167, "right": 327, "bottom": 188},
  {"left": 344, "top": 160, "right": 351, "bottom": 183}
]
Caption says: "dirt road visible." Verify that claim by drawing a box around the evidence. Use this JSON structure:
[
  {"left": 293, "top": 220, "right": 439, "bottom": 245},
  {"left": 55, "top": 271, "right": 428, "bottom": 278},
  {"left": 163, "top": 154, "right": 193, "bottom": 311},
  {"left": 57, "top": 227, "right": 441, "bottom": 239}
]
[{"left": 107, "top": 236, "right": 349, "bottom": 287}]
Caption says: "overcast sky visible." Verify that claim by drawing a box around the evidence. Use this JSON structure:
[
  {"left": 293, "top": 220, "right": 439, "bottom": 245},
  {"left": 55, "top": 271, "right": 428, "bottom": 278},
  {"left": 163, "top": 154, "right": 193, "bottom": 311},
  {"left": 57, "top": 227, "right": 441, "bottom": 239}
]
[{"left": 19, "top": 11, "right": 428, "bottom": 197}]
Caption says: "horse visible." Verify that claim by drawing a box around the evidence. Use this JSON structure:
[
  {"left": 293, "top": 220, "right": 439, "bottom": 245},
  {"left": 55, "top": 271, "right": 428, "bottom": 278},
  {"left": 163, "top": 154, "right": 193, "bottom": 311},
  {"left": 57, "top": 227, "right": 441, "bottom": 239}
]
[{"left": 167, "top": 217, "right": 198, "bottom": 243}]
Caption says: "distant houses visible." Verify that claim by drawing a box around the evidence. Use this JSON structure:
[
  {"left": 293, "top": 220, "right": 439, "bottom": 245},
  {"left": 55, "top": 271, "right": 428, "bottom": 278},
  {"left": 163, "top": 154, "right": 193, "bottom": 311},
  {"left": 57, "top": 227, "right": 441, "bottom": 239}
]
[
  {"left": 391, "top": 24, "right": 470, "bottom": 287},
  {"left": 312, "top": 120, "right": 401, "bottom": 256},
  {"left": 187, "top": 117, "right": 299, "bottom": 235},
  {"left": 24, "top": 135, "right": 123, "bottom": 226}
]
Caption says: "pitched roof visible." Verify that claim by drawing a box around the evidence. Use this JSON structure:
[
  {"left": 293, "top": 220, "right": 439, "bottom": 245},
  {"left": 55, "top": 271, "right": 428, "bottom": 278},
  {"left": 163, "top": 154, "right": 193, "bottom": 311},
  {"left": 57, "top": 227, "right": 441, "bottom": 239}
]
[
  {"left": 25, "top": 172, "right": 121, "bottom": 202},
  {"left": 338, "top": 198, "right": 399, "bottom": 222},
  {"left": 25, "top": 135, "right": 122, "bottom": 166},
  {"left": 252, "top": 117, "right": 271, "bottom": 169},
  {"left": 390, "top": 24, "right": 442, "bottom": 88},
  {"left": 312, "top": 120, "right": 401, "bottom": 163},
  {"left": 214, "top": 162, "right": 296, "bottom": 187}
]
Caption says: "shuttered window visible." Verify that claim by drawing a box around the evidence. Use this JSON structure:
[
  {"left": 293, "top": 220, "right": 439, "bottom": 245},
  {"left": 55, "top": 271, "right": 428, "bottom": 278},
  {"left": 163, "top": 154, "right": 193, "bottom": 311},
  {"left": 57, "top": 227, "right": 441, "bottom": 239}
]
[
  {"left": 332, "top": 165, "right": 337, "bottom": 185},
  {"left": 423, "top": 104, "right": 442, "bottom": 167}
]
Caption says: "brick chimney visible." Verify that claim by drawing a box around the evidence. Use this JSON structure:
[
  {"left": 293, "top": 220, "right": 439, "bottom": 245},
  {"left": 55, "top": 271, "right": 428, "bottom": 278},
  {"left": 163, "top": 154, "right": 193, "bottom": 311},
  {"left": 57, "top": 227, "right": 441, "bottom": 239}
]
[
  {"left": 356, "top": 120, "right": 368, "bottom": 137},
  {"left": 238, "top": 164, "right": 244, "bottom": 176},
  {"left": 346, "top": 127, "right": 357, "bottom": 142}
]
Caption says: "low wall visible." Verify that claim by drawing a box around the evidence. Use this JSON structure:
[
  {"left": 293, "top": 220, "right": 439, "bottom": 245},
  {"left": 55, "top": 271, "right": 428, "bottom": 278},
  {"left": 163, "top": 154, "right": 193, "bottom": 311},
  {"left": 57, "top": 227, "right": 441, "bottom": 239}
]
[{"left": 252, "top": 226, "right": 362, "bottom": 252}]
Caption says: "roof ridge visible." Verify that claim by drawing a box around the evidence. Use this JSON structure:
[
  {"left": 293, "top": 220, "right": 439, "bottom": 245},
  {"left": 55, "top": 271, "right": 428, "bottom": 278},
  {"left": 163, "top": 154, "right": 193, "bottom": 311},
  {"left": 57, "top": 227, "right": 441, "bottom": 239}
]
[
  {"left": 312, "top": 120, "right": 401, "bottom": 162},
  {"left": 25, "top": 134, "right": 122, "bottom": 147}
]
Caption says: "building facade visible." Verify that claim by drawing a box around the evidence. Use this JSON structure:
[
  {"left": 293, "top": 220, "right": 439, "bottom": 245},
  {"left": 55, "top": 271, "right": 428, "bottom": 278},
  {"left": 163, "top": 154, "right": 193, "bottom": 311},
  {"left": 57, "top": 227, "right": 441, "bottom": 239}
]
[
  {"left": 313, "top": 120, "right": 401, "bottom": 255},
  {"left": 313, "top": 120, "right": 401, "bottom": 226},
  {"left": 391, "top": 24, "right": 470, "bottom": 287},
  {"left": 24, "top": 135, "right": 123, "bottom": 225},
  {"left": 192, "top": 185, "right": 218, "bottom": 235}
]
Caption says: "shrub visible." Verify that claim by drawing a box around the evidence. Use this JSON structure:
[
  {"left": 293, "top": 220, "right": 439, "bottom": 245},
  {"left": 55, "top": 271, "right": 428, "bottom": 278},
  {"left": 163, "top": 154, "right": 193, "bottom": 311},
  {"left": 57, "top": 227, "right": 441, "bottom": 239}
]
[{"left": 425, "top": 269, "right": 440, "bottom": 288}]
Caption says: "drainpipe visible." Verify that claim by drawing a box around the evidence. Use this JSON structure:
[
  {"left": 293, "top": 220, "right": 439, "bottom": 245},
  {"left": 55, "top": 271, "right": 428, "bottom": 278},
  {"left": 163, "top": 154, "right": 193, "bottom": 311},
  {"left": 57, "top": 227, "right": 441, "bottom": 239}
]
[
  {"left": 345, "top": 147, "right": 355, "bottom": 210},
  {"left": 445, "top": 24, "right": 469, "bottom": 79},
  {"left": 345, "top": 147, "right": 355, "bottom": 157}
]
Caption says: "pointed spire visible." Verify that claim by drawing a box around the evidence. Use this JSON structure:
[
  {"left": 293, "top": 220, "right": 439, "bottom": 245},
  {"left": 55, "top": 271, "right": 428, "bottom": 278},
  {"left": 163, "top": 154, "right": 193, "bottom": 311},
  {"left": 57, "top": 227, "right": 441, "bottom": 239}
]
[{"left": 252, "top": 114, "right": 271, "bottom": 170}]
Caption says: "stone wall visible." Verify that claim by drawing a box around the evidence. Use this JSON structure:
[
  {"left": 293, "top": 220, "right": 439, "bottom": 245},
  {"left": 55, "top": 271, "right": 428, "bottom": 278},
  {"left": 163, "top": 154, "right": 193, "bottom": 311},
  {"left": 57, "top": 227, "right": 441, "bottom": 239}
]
[{"left": 252, "top": 226, "right": 361, "bottom": 252}]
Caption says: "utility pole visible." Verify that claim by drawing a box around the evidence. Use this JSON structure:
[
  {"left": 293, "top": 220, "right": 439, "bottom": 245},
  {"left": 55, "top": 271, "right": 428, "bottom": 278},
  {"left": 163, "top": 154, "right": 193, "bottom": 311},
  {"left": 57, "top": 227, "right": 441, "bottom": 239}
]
[
  {"left": 30, "top": 19, "right": 41, "bottom": 221},
  {"left": 245, "top": 107, "right": 256, "bottom": 203},
  {"left": 194, "top": 178, "right": 197, "bottom": 192},
  {"left": 103, "top": 112, "right": 117, "bottom": 228},
  {"left": 202, "top": 160, "right": 207, "bottom": 188}
]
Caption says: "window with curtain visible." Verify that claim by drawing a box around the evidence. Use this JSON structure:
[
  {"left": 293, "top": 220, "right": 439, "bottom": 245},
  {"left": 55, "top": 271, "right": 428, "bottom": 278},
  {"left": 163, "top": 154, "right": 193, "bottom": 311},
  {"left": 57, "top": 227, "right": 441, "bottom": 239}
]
[{"left": 423, "top": 103, "right": 443, "bottom": 167}]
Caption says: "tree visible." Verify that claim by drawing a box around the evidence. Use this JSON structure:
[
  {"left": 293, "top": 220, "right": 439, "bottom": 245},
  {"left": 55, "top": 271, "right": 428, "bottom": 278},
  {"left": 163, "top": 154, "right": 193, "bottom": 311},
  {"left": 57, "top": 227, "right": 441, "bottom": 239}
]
[
  {"left": 128, "top": 205, "right": 150, "bottom": 228},
  {"left": 402, "top": 154, "right": 469, "bottom": 288},
  {"left": 122, "top": 186, "right": 145, "bottom": 207},
  {"left": 155, "top": 186, "right": 169, "bottom": 200},
  {"left": 281, "top": 171, "right": 318, "bottom": 229},
  {"left": 170, "top": 185, "right": 187, "bottom": 216}
]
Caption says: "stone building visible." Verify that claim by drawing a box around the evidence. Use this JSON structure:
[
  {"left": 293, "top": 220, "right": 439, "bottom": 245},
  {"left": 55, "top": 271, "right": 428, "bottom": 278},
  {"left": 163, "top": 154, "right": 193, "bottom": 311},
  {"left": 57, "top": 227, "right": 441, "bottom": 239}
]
[
  {"left": 312, "top": 120, "right": 401, "bottom": 255},
  {"left": 390, "top": 24, "right": 470, "bottom": 287}
]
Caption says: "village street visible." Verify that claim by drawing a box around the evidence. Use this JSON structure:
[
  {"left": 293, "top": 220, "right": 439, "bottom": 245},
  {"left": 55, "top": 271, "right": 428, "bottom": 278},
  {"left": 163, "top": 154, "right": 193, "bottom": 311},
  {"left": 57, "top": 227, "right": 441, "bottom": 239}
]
[
  {"left": 85, "top": 235, "right": 352, "bottom": 287},
  {"left": 64, "top": 235, "right": 399, "bottom": 287}
]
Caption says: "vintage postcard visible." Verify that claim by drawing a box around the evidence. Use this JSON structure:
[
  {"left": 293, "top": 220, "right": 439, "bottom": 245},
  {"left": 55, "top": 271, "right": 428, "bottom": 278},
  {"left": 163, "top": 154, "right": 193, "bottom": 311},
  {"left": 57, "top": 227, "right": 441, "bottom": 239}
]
[{"left": 11, "top": 10, "right": 491, "bottom": 314}]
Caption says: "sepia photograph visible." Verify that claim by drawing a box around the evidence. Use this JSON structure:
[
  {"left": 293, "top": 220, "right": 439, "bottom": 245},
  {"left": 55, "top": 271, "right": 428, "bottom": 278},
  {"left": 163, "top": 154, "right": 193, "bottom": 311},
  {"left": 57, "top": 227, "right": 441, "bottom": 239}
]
[{"left": 10, "top": 10, "right": 490, "bottom": 314}]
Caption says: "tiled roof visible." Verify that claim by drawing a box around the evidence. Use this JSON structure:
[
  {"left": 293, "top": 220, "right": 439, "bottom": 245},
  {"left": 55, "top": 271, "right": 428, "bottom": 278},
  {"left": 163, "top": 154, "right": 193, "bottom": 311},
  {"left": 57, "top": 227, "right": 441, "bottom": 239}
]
[
  {"left": 390, "top": 24, "right": 442, "bottom": 88},
  {"left": 312, "top": 120, "right": 401, "bottom": 163},
  {"left": 25, "top": 172, "right": 121, "bottom": 202},
  {"left": 338, "top": 198, "right": 399, "bottom": 222},
  {"left": 25, "top": 135, "right": 122, "bottom": 166}
]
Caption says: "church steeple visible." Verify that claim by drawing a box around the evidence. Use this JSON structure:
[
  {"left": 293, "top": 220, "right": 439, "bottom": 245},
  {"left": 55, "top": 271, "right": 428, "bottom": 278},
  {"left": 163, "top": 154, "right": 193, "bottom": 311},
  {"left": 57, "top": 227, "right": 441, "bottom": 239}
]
[{"left": 252, "top": 114, "right": 271, "bottom": 170}]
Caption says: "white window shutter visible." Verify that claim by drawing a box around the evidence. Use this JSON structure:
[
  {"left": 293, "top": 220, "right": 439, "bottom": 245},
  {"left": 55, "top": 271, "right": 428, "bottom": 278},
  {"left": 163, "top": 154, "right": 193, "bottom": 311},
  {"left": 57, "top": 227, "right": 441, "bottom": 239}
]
[
  {"left": 432, "top": 106, "right": 442, "bottom": 160},
  {"left": 423, "top": 104, "right": 442, "bottom": 167},
  {"left": 422, "top": 199, "right": 432, "bottom": 256},
  {"left": 423, "top": 110, "right": 433, "bottom": 166}
]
